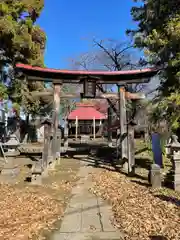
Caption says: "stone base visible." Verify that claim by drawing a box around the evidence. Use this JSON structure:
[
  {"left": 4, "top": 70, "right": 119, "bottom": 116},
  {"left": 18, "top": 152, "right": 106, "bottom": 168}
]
[
  {"left": 55, "top": 152, "right": 61, "bottom": 165},
  {"left": 56, "top": 157, "right": 61, "bottom": 165},
  {"left": 149, "top": 164, "right": 162, "bottom": 189},
  {"left": 42, "top": 168, "right": 49, "bottom": 177},
  {"left": 174, "top": 174, "right": 180, "bottom": 192},
  {"left": 56, "top": 151, "right": 60, "bottom": 159},
  {"left": 1, "top": 167, "right": 20, "bottom": 177},
  {"left": 47, "top": 155, "right": 55, "bottom": 170},
  {"left": 164, "top": 170, "right": 175, "bottom": 189},
  {"left": 0, "top": 166, "right": 20, "bottom": 184},
  {"left": 30, "top": 163, "right": 42, "bottom": 185},
  {"left": 128, "top": 166, "right": 135, "bottom": 176},
  {"left": 47, "top": 155, "right": 53, "bottom": 164},
  {"left": 174, "top": 182, "right": 180, "bottom": 192},
  {"left": 48, "top": 160, "right": 56, "bottom": 170},
  {"left": 31, "top": 173, "right": 42, "bottom": 185},
  {"left": 123, "top": 161, "right": 129, "bottom": 173}
]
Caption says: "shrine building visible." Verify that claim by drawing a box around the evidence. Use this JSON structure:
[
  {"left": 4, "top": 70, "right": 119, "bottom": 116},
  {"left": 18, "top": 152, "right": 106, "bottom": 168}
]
[{"left": 68, "top": 103, "right": 106, "bottom": 139}]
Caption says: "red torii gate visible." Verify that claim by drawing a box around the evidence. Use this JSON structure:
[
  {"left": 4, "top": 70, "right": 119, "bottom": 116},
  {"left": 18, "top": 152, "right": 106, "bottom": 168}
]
[{"left": 15, "top": 63, "right": 158, "bottom": 175}]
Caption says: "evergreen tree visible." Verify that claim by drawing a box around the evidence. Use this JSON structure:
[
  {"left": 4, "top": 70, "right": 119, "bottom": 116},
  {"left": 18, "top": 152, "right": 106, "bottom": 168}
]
[
  {"left": 128, "top": 0, "right": 180, "bottom": 131},
  {"left": 0, "top": 0, "right": 46, "bottom": 115}
]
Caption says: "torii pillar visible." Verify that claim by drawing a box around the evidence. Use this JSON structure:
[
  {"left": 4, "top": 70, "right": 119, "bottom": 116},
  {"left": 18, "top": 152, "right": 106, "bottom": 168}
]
[
  {"left": 50, "top": 80, "right": 62, "bottom": 167},
  {"left": 118, "top": 86, "right": 128, "bottom": 164},
  {"left": 117, "top": 87, "right": 145, "bottom": 174},
  {"left": 107, "top": 106, "right": 113, "bottom": 145}
]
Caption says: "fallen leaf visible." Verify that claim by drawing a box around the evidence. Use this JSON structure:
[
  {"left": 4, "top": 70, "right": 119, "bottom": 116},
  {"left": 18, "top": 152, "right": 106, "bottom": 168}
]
[{"left": 90, "top": 170, "right": 180, "bottom": 240}]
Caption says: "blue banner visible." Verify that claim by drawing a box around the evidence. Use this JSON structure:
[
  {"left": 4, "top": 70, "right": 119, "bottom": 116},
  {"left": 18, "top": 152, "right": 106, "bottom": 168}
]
[{"left": 151, "top": 133, "right": 163, "bottom": 167}]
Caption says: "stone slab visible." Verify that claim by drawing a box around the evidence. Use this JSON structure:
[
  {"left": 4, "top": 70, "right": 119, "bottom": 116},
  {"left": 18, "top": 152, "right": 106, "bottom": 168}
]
[
  {"left": 60, "top": 209, "right": 82, "bottom": 233},
  {"left": 81, "top": 196, "right": 102, "bottom": 233},
  {"left": 52, "top": 231, "right": 123, "bottom": 240},
  {"left": 51, "top": 159, "right": 123, "bottom": 240},
  {"left": 98, "top": 198, "right": 116, "bottom": 232},
  {"left": 1, "top": 167, "right": 20, "bottom": 176}
]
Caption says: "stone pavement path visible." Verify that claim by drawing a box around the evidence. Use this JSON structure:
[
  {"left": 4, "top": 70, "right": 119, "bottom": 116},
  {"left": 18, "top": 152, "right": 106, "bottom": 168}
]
[{"left": 51, "top": 158, "right": 124, "bottom": 240}]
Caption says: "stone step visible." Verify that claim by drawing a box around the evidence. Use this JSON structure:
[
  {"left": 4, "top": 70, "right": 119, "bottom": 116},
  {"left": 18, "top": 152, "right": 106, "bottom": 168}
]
[
  {"left": 52, "top": 231, "right": 124, "bottom": 240},
  {"left": 1, "top": 166, "right": 20, "bottom": 176}
]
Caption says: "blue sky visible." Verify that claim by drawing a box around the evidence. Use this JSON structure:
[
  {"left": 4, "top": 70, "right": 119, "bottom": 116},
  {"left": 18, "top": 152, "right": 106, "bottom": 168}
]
[{"left": 37, "top": 0, "right": 139, "bottom": 69}]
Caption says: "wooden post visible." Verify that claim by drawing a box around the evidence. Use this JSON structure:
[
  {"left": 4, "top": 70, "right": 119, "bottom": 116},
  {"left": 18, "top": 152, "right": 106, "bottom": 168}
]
[
  {"left": 93, "top": 117, "right": 96, "bottom": 140},
  {"left": 120, "top": 87, "right": 128, "bottom": 160},
  {"left": 64, "top": 117, "right": 69, "bottom": 151},
  {"left": 75, "top": 116, "right": 78, "bottom": 140},
  {"left": 116, "top": 128, "right": 120, "bottom": 159},
  {"left": 118, "top": 86, "right": 128, "bottom": 166},
  {"left": 107, "top": 107, "right": 112, "bottom": 143},
  {"left": 51, "top": 80, "right": 62, "bottom": 164},
  {"left": 128, "top": 124, "right": 135, "bottom": 175},
  {"left": 42, "top": 120, "right": 51, "bottom": 170},
  {"left": 99, "top": 119, "right": 103, "bottom": 137},
  {"left": 117, "top": 86, "right": 121, "bottom": 159},
  {"left": 56, "top": 129, "right": 61, "bottom": 159}
]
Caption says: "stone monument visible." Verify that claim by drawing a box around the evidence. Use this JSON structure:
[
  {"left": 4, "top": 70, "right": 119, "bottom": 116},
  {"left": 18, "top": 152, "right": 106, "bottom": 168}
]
[{"left": 165, "top": 135, "right": 180, "bottom": 192}]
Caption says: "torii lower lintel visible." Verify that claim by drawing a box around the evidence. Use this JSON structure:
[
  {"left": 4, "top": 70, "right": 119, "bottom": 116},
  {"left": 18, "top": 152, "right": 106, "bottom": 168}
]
[{"left": 30, "top": 90, "right": 146, "bottom": 100}]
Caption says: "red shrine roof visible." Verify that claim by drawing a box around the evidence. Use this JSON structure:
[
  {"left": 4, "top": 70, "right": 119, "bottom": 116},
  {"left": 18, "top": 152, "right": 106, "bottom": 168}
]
[{"left": 68, "top": 103, "right": 107, "bottom": 120}]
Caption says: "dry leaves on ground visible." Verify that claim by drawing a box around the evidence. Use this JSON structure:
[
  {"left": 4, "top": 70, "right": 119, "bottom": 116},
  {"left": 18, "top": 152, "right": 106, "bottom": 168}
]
[
  {"left": 90, "top": 170, "right": 180, "bottom": 240},
  {"left": 0, "top": 184, "right": 63, "bottom": 240},
  {"left": 50, "top": 179, "right": 74, "bottom": 192}
]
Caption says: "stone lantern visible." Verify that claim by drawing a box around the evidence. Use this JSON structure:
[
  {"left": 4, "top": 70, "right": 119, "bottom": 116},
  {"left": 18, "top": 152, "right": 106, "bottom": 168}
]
[{"left": 165, "top": 135, "right": 180, "bottom": 192}]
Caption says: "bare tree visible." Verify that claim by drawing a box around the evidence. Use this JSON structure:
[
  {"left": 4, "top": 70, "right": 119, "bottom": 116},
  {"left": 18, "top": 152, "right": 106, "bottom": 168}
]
[
  {"left": 70, "top": 38, "right": 149, "bottom": 121},
  {"left": 60, "top": 83, "right": 82, "bottom": 121}
]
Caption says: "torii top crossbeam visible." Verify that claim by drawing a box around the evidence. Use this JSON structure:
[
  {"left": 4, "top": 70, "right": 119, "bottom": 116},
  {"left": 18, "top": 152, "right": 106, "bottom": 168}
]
[{"left": 16, "top": 64, "right": 159, "bottom": 84}]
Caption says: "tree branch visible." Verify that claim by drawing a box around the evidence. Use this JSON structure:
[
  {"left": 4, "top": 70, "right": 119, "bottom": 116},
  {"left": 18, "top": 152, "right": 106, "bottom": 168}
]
[{"left": 96, "top": 84, "right": 119, "bottom": 117}]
